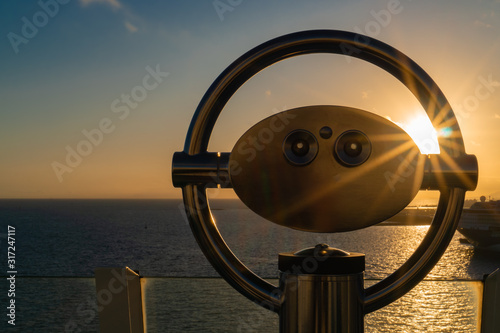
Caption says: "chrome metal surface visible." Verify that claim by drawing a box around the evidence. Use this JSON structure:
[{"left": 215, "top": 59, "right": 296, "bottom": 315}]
[
  {"left": 295, "top": 244, "right": 350, "bottom": 257},
  {"left": 482, "top": 269, "right": 500, "bottom": 333},
  {"left": 172, "top": 152, "right": 231, "bottom": 188},
  {"left": 182, "top": 30, "right": 465, "bottom": 157},
  {"left": 278, "top": 244, "right": 365, "bottom": 332},
  {"left": 182, "top": 184, "right": 281, "bottom": 312},
  {"left": 279, "top": 273, "right": 364, "bottom": 333},
  {"left": 174, "top": 30, "right": 474, "bottom": 315},
  {"left": 279, "top": 244, "right": 365, "bottom": 276},
  {"left": 421, "top": 154, "right": 478, "bottom": 191},
  {"left": 229, "top": 106, "right": 424, "bottom": 232}
]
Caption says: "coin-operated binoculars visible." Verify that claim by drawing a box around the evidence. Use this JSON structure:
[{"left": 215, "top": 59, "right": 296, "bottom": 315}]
[{"left": 172, "top": 30, "right": 478, "bottom": 332}]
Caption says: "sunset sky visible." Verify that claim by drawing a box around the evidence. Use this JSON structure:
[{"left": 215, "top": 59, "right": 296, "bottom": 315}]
[{"left": 1, "top": 0, "right": 500, "bottom": 201}]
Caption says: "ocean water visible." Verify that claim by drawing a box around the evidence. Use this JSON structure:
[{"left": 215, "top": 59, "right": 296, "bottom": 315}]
[{"left": 0, "top": 199, "right": 498, "bottom": 332}]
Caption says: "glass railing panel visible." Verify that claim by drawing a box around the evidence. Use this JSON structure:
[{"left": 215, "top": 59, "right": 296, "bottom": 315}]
[
  {"left": 3, "top": 277, "right": 483, "bottom": 332},
  {"left": 142, "top": 278, "right": 483, "bottom": 333},
  {"left": 3, "top": 277, "right": 99, "bottom": 332},
  {"left": 364, "top": 279, "right": 483, "bottom": 333}
]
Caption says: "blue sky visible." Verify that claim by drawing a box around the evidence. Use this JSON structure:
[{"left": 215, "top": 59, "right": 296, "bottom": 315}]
[{"left": 1, "top": 0, "right": 500, "bottom": 200}]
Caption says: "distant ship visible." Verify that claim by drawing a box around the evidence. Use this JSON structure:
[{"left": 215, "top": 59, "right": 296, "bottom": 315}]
[{"left": 458, "top": 196, "right": 500, "bottom": 251}]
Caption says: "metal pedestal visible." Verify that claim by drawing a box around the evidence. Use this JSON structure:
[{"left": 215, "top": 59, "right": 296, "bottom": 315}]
[{"left": 278, "top": 244, "right": 365, "bottom": 333}]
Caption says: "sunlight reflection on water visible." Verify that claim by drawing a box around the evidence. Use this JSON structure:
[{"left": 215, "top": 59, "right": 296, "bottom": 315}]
[
  {"left": 212, "top": 209, "right": 486, "bottom": 281},
  {"left": 142, "top": 278, "right": 482, "bottom": 333},
  {"left": 196, "top": 207, "right": 489, "bottom": 332},
  {"left": 1, "top": 200, "right": 495, "bottom": 332},
  {"left": 364, "top": 280, "right": 482, "bottom": 333}
]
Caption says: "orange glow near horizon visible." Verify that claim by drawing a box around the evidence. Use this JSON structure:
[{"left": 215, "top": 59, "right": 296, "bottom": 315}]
[{"left": 2, "top": 2, "right": 500, "bottom": 200}]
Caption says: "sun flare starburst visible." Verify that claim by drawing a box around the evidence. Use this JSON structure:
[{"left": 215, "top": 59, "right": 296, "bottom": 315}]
[{"left": 393, "top": 115, "right": 440, "bottom": 155}]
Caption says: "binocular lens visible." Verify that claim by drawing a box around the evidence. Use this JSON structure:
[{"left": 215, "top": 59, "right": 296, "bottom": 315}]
[
  {"left": 283, "top": 130, "right": 318, "bottom": 166},
  {"left": 344, "top": 141, "right": 362, "bottom": 157},
  {"left": 335, "top": 130, "right": 371, "bottom": 166},
  {"left": 291, "top": 139, "right": 310, "bottom": 156}
]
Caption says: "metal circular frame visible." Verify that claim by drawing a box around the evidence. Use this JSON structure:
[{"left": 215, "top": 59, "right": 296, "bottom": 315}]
[{"left": 180, "top": 30, "right": 466, "bottom": 314}]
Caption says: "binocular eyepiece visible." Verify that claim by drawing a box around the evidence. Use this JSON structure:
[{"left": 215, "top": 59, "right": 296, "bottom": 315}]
[
  {"left": 334, "top": 130, "right": 371, "bottom": 167},
  {"left": 283, "top": 128, "right": 371, "bottom": 167},
  {"left": 283, "top": 130, "right": 318, "bottom": 166}
]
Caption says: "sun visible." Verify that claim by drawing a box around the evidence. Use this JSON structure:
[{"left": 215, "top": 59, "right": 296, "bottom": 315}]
[{"left": 395, "top": 114, "right": 440, "bottom": 155}]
